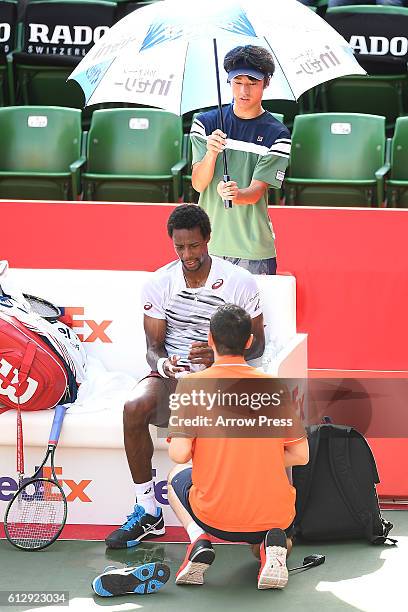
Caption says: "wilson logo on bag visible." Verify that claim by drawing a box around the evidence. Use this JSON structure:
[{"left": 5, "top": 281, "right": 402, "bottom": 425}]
[{"left": 0, "top": 313, "right": 68, "bottom": 411}]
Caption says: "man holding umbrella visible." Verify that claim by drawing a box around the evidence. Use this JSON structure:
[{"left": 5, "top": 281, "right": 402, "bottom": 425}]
[
  {"left": 190, "top": 45, "right": 291, "bottom": 275},
  {"left": 70, "top": 3, "right": 365, "bottom": 255}
]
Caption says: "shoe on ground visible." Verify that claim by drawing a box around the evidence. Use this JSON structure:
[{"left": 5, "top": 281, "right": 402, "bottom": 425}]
[
  {"left": 258, "top": 528, "right": 288, "bottom": 590},
  {"left": 92, "top": 562, "right": 170, "bottom": 597},
  {"left": 175, "top": 535, "right": 215, "bottom": 585},
  {"left": 105, "top": 505, "right": 165, "bottom": 549}
]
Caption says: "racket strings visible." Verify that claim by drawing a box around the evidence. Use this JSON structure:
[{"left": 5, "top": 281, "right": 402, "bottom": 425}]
[
  {"left": 24, "top": 295, "right": 61, "bottom": 319},
  {"left": 6, "top": 480, "right": 66, "bottom": 549}
]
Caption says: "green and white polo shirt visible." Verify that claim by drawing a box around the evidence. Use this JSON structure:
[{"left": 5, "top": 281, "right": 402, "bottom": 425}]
[{"left": 191, "top": 104, "right": 291, "bottom": 260}]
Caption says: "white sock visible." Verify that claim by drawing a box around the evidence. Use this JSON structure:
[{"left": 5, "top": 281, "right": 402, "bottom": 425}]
[
  {"left": 187, "top": 521, "right": 205, "bottom": 543},
  {"left": 134, "top": 480, "right": 157, "bottom": 516}
]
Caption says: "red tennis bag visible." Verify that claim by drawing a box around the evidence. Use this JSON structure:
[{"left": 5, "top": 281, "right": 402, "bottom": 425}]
[{"left": 0, "top": 312, "right": 68, "bottom": 411}]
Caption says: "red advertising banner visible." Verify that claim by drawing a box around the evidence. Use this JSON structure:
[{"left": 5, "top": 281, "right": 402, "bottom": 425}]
[
  {"left": 2, "top": 201, "right": 408, "bottom": 371},
  {"left": 1, "top": 200, "right": 407, "bottom": 498}
]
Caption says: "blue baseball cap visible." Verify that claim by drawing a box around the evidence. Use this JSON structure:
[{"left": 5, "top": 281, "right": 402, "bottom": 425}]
[{"left": 227, "top": 65, "right": 265, "bottom": 82}]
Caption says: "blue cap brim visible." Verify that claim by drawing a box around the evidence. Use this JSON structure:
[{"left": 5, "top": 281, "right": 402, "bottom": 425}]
[{"left": 227, "top": 67, "right": 265, "bottom": 82}]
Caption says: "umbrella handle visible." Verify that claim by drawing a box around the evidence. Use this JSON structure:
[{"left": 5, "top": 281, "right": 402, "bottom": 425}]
[
  {"left": 213, "top": 38, "right": 232, "bottom": 210},
  {"left": 223, "top": 173, "right": 233, "bottom": 210}
]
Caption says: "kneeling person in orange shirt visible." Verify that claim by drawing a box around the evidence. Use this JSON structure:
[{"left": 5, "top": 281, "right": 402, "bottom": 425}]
[{"left": 167, "top": 304, "right": 309, "bottom": 590}]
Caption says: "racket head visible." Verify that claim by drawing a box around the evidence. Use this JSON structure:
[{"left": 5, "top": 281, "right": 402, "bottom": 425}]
[
  {"left": 23, "top": 294, "right": 61, "bottom": 321},
  {"left": 4, "top": 477, "right": 67, "bottom": 551}
]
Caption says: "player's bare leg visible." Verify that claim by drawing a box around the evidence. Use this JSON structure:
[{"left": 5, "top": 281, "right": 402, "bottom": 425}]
[
  {"left": 123, "top": 377, "right": 170, "bottom": 483},
  {"left": 105, "top": 377, "right": 171, "bottom": 549}
]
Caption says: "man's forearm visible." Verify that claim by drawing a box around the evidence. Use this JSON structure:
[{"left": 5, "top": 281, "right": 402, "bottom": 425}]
[
  {"left": 284, "top": 440, "right": 309, "bottom": 467},
  {"left": 168, "top": 439, "right": 193, "bottom": 463},
  {"left": 169, "top": 446, "right": 192, "bottom": 463},
  {"left": 146, "top": 346, "right": 168, "bottom": 371},
  {"left": 232, "top": 185, "right": 268, "bottom": 206},
  {"left": 284, "top": 450, "right": 307, "bottom": 467},
  {"left": 217, "top": 178, "right": 269, "bottom": 206},
  {"left": 192, "top": 153, "right": 218, "bottom": 192}
]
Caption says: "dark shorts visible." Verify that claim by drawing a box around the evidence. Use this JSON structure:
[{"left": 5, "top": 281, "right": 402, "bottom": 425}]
[
  {"left": 222, "top": 256, "right": 277, "bottom": 276},
  {"left": 170, "top": 467, "right": 294, "bottom": 545},
  {"left": 139, "top": 371, "right": 177, "bottom": 427}
]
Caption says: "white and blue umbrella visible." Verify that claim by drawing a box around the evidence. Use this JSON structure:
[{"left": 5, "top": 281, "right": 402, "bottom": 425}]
[
  {"left": 69, "top": 0, "right": 365, "bottom": 208},
  {"left": 69, "top": 0, "right": 365, "bottom": 116}
]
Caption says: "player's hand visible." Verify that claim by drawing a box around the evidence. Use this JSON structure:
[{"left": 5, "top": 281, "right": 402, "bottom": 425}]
[
  {"left": 163, "top": 355, "right": 189, "bottom": 378},
  {"left": 206, "top": 129, "right": 227, "bottom": 157},
  {"left": 188, "top": 342, "right": 214, "bottom": 368},
  {"left": 217, "top": 179, "right": 239, "bottom": 202}
]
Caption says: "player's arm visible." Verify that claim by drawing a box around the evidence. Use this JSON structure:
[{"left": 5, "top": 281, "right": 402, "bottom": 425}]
[
  {"left": 192, "top": 129, "right": 226, "bottom": 192},
  {"left": 284, "top": 437, "right": 309, "bottom": 467},
  {"left": 245, "top": 313, "right": 265, "bottom": 360},
  {"left": 144, "top": 315, "right": 186, "bottom": 377},
  {"left": 168, "top": 436, "right": 194, "bottom": 463},
  {"left": 216, "top": 178, "right": 269, "bottom": 206}
]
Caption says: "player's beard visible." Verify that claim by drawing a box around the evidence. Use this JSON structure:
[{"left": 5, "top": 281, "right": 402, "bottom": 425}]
[
  {"left": 182, "top": 254, "right": 207, "bottom": 273},
  {"left": 181, "top": 259, "right": 204, "bottom": 272}
]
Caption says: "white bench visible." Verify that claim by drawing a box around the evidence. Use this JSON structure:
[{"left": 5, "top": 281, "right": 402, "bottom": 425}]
[{"left": 0, "top": 268, "right": 307, "bottom": 526}]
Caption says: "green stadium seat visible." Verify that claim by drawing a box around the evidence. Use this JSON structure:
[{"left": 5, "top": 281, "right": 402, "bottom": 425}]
[
  {"left": 82, "top": 108, "right": 187, "bottom": 202},
  {"left": 182, "top": 105, "right": 217, "bottom": 136},
  {"left": 182, "top": 109, "right": 217, "bottom": 204},
  {"left": 182, "top": 133, "right": 198, "bottom": 204},
  {"left": 320, "top": 74, "right": 407, "bottom": 132},
  {"left": 324, "top": 5, "right": 408, "bottom": 131},
  {"left": 262, "top": 100, "right": 300, "bottom": 131},
  {"left": 0, "top": 106, "right": 85, "bottom": 199},
  {"left": 285, "top": 113, "right": 388, "bottom": 207},
  {"left": 0, "top": 0, "right": 17, "bottom": 106},
  {"left": 262, "top": 88, "right": 318, "bottom": 130},
  {"left": 10, "top": 0, "right": 116, "bottom": 108},
  {"left": 386, "top": 116, "right": 408, "bottom": 207}
]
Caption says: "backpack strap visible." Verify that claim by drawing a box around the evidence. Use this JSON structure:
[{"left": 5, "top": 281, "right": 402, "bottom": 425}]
[
  {"left": 329, "top": 431, "right": 397, "bottom": 545},
  {"left": 296, "top": 425, "right": 323, "bottom": 520},
  {"left": 371, "top": 518, "right": 397, "bottom": 546}
]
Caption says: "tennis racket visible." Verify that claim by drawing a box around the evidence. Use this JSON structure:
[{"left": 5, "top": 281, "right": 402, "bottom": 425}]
[
  {"left": 16, "top": 396, "right": 24, "bottom": 491},
  {"left": 23, "top": 294, "right": 61, "bottom": 321},
  {"left": 4, "top": 404, "right": 68, "bottom": 551}
]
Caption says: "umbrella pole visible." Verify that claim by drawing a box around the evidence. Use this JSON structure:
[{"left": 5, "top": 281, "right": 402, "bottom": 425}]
[{"left": 213, "top": 38, "right": 232, "bottom": 209}]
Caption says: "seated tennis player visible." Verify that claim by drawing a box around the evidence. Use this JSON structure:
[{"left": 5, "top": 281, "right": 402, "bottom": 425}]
[
  {"left": 105, "top": 205, "right": 265, "bottom": 549},
  {"left": 167, "top": 304, "right": 309, "bottom": 589}
]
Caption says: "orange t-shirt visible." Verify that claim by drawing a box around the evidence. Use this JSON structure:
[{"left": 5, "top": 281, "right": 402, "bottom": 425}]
[{"left": 181, "top": 356, "right": 305, "bottom": 532}]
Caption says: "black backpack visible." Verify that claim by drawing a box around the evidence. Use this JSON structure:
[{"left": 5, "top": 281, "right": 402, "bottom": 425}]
[{"left": 292, "top": 424, "right": 397, "bottom": 545}]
